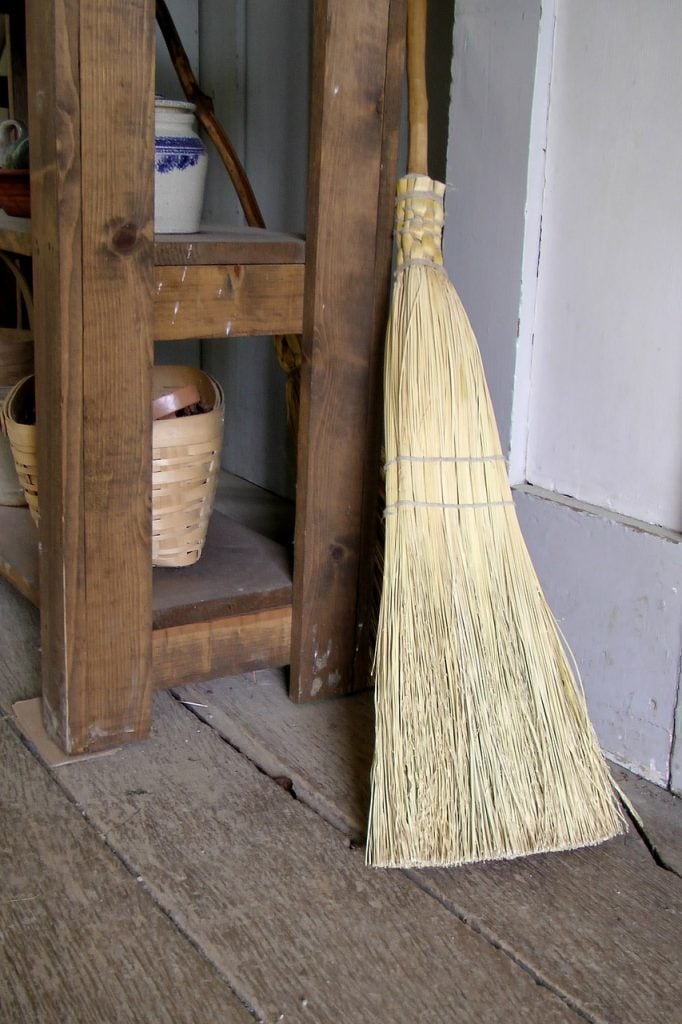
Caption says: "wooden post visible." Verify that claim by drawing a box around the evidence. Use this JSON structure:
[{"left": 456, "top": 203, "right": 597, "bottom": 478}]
[
  {"left": 290, "top": 0, "right": 406, "bottom": 701},
  {"left": 26, "top": 0, "right": 155, "bottom": 753}
]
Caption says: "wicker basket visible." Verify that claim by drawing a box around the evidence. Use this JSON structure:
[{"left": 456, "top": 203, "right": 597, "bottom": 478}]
[
  {"left": 1, "top": 367, "right": 224, "bottom": 566},
  {"left": 0, "top": 383, "right": 27, "bottom": 506},
  {"left": 152, "top": 365, "right": 224, "bottom": 567},
  {"left": 1, "top": 374, "right": 39, "bottom": 523}
]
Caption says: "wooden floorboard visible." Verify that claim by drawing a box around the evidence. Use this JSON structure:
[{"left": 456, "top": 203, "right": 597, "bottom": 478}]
[
  {"left": 177, "top": 668, "right": 682, "bottom": 1024},
  {"left": 413, "top": 835, "right": 682, "bottom": 1024},
  {"left": 612, "top": 762, "right": 682, "bottom": 876},
  {"left": 0, "top": 720, "right": 252, "bottom": 1024},
  {"left": 0, "top": 576, "right": 41, "bottom": 707},
  {"left": 176, "top": 670, "right": 373, "bottom": 840},
  {"left": 49, "top": 694, "right": 577, "bottom": 1024},
  {"left": 1, "top": 573, "right": 681, "bottom": 1023}
]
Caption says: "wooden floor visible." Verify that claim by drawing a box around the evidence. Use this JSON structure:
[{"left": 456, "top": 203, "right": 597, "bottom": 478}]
[{"left": 1, "top": 488, "right": 681, "bottom": 1022}]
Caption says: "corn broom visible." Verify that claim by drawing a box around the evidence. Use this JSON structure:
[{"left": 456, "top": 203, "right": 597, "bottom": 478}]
[{"left": 366, "top": 0, "right": 624, "bottom": 868}]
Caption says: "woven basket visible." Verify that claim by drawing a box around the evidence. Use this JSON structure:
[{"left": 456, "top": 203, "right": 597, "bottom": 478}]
[
  {"left": 1, "top": 374, "right": 39, "bottom": 523},
  {"left": 1, "top": 367, "right": 224, "bottom": 566},
  {"left": 0, "top": 383, "right": 26, "bottom": 506},
  {"left": 152, "top": 365, "right": 224, "bottom": 567}
]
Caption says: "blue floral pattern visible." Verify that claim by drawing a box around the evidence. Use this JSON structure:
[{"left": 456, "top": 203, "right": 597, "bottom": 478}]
[{"left": 155, "top": 136, "right": 205, "bottom": 174}]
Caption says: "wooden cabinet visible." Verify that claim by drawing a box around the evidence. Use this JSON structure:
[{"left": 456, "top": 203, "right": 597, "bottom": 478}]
[{"left": 0, "top": 0, "right": 405, "bottom": 754}]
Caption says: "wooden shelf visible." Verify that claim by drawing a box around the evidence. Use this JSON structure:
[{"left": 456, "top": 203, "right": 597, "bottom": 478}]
[
  {"left": 0, "top": 504, "right": 293, "bottom": 688},
  {"left": 154, "top": 225, "right": 305, "bottom": 266},
  {"left": 0, "top": 220, "right": 305, "bottom": 262},
  {"left": 0, "top": 221, "right": 305, "bottom": 338},
  {"left": 11, "top": 0, "right": 403, "bottom": 754}
]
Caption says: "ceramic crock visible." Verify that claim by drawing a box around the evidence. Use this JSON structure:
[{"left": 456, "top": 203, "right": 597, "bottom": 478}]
[{"left": 154, "top": 98, "right": 208, "bottom": 233}]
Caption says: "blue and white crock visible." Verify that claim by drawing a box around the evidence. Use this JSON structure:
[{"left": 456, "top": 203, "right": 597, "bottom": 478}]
[{"left": 154, "top": 98, "right": 208, "bottom": 233}]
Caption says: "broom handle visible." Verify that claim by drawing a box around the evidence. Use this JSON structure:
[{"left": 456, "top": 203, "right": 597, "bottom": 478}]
[{"left": 407, "top": 0, "right": 429, "bottom": 175}]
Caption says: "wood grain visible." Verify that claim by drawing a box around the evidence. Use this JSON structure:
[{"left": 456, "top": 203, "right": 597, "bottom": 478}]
[
  {"left": 153, "top": 607, "right": 292, "bottom": 689},
  {"left": 0, "top": 720, "right": 252, "bottom": 1023},
  {"left": 291, "top": 0, "right": 405, "bottom": 702},
  {"left": 26, "top": 0, "right": 154, "bottom": 753},
  {"left": 154, "top": 226, "right": 305, "bottom": 266},
  {"left": 154, "top": 262, "right": 304, "bottom": 339},
  {"left": 0, "top": 225, "right": 305, "bottom": 265},
  {"left": 0, "top": 575, "right": 41, "bottom": 709},
  {"left": 613, "top": 763, "right": 682, "bottom": 876},
  {"left": 0, "top": 502, "right": 293, "bottom": 630},
  {"left": 171, "top": 673, "right": 682, "bottom": 1024},
  {"left": 354, "top": 0, "right": 408, "bottom": 686},
  {"left": 2, "top": 568, "right": 680, "bottom": 1024},
  {"left": 0, "top": 506, "right": 38, "bottom": 605},
  {"left": 55, "top": 691, "right": 577, "bottom": 1024},
  {"left": 151, "top": 510, "right": 292, "bottom": 628},
  {"left": 179, "top": 670, "right": 374, "bottom": 840},
  {"left": 413, "top": 835, "right": 682, "bottom": 1024}
]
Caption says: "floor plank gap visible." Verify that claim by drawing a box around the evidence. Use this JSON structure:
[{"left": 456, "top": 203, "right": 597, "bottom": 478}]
[{"left": 405, "top": 868, "right": 603, "bottom": 1024}]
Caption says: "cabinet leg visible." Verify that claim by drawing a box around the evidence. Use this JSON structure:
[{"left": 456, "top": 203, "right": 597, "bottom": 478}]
[
  {"left": 290, "top": 0, "right": 406, "bottom": 702},
  {"left": 26, "top": 0, "right": 155, "bottom": 753}
]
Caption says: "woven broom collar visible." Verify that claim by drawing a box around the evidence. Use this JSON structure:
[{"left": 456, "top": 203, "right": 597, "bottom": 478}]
[{"left": 394, "top": 174, "right": 446, "bottom": 269}]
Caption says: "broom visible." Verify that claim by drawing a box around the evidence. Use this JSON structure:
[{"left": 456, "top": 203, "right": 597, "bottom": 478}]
[{"left": 366, "top": 0, "right": 625, "bottom": 868}]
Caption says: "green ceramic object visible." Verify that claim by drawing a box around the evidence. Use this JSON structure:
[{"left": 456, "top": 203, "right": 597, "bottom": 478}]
[{"left": 4, "top": 137, "right": 29, "bottom": 170}]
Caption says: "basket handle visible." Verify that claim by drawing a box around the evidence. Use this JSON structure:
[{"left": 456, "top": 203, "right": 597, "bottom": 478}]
[
  {"left": 407, "top": 0, "right": 429, "bottom": 175},
  {"left": 0, "top": 250, "right": 33, "bottom": 334}
]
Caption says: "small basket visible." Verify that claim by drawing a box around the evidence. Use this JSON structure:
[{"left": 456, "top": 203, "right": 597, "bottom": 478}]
[
  {"left": 1, "top": 374, "right": 38, "bottom": 524},
  {"left": 152, "top": 365, "right": 224, "bottom": 567},
  {"left": 1, "top": 366, "right": 224, "bottom": 567}
]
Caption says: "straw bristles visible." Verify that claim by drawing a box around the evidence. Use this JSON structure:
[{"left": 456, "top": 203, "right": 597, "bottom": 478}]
[{"left": 366, "top": 175, "right": 624, "bottom": 868}]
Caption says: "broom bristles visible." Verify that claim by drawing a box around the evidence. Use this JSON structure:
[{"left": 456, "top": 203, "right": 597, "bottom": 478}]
[{"left": 366, "top": 175, "right": 625, "bottom": 869}]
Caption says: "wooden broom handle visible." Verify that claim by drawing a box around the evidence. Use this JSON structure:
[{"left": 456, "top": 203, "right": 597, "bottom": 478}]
[
  {"left": 155, "top": 0, "right": 266, "bottom": 229},
  {"left": 407, "top": 0, "right": 429, "bottom": 175}
]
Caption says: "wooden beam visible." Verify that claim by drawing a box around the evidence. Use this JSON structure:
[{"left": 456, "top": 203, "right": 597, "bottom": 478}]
[
  {"left": 154, "top": 263, "right": 304, "bottom": 340},
  {"left": 290, "top": 0, "right": 406, "bottom": 701},
  {"left": 153, "top": 227, "right": 305, "bottom": 266},
  {"left": 153, "top": 607, "right": 292, "bottom": 690},
  {"left": 353, "top": 0, "right": 407, "bottom": 689},
  {"left": 26, "top": 0, "right": 155, "bottom": 753}
]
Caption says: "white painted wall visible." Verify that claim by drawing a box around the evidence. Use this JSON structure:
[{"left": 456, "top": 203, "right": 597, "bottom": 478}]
[
  {"left": 525, "top": 0, "right": 682, "bottom": 532},
  {"left": 445, "top": 0, "right": 682, "bottom": 792}
]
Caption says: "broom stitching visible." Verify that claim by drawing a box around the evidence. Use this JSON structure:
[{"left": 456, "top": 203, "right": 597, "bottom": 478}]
[
  {"left": 397, "top": 187, "right": 444, "bottom": 202},
  {"left": 394, "top": 258, "right": 443, "bottom": 272},
  {"left": 384, "top": 454, "right": 506, "bottom": 467},
  {"left": 383, "top": 499, "right": 515, "bottom": 515}
]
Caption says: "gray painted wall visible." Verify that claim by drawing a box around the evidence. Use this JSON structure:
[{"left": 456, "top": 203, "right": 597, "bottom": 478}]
[{"left": 199, "top": 0, "right": 311, "bottom": 499}]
